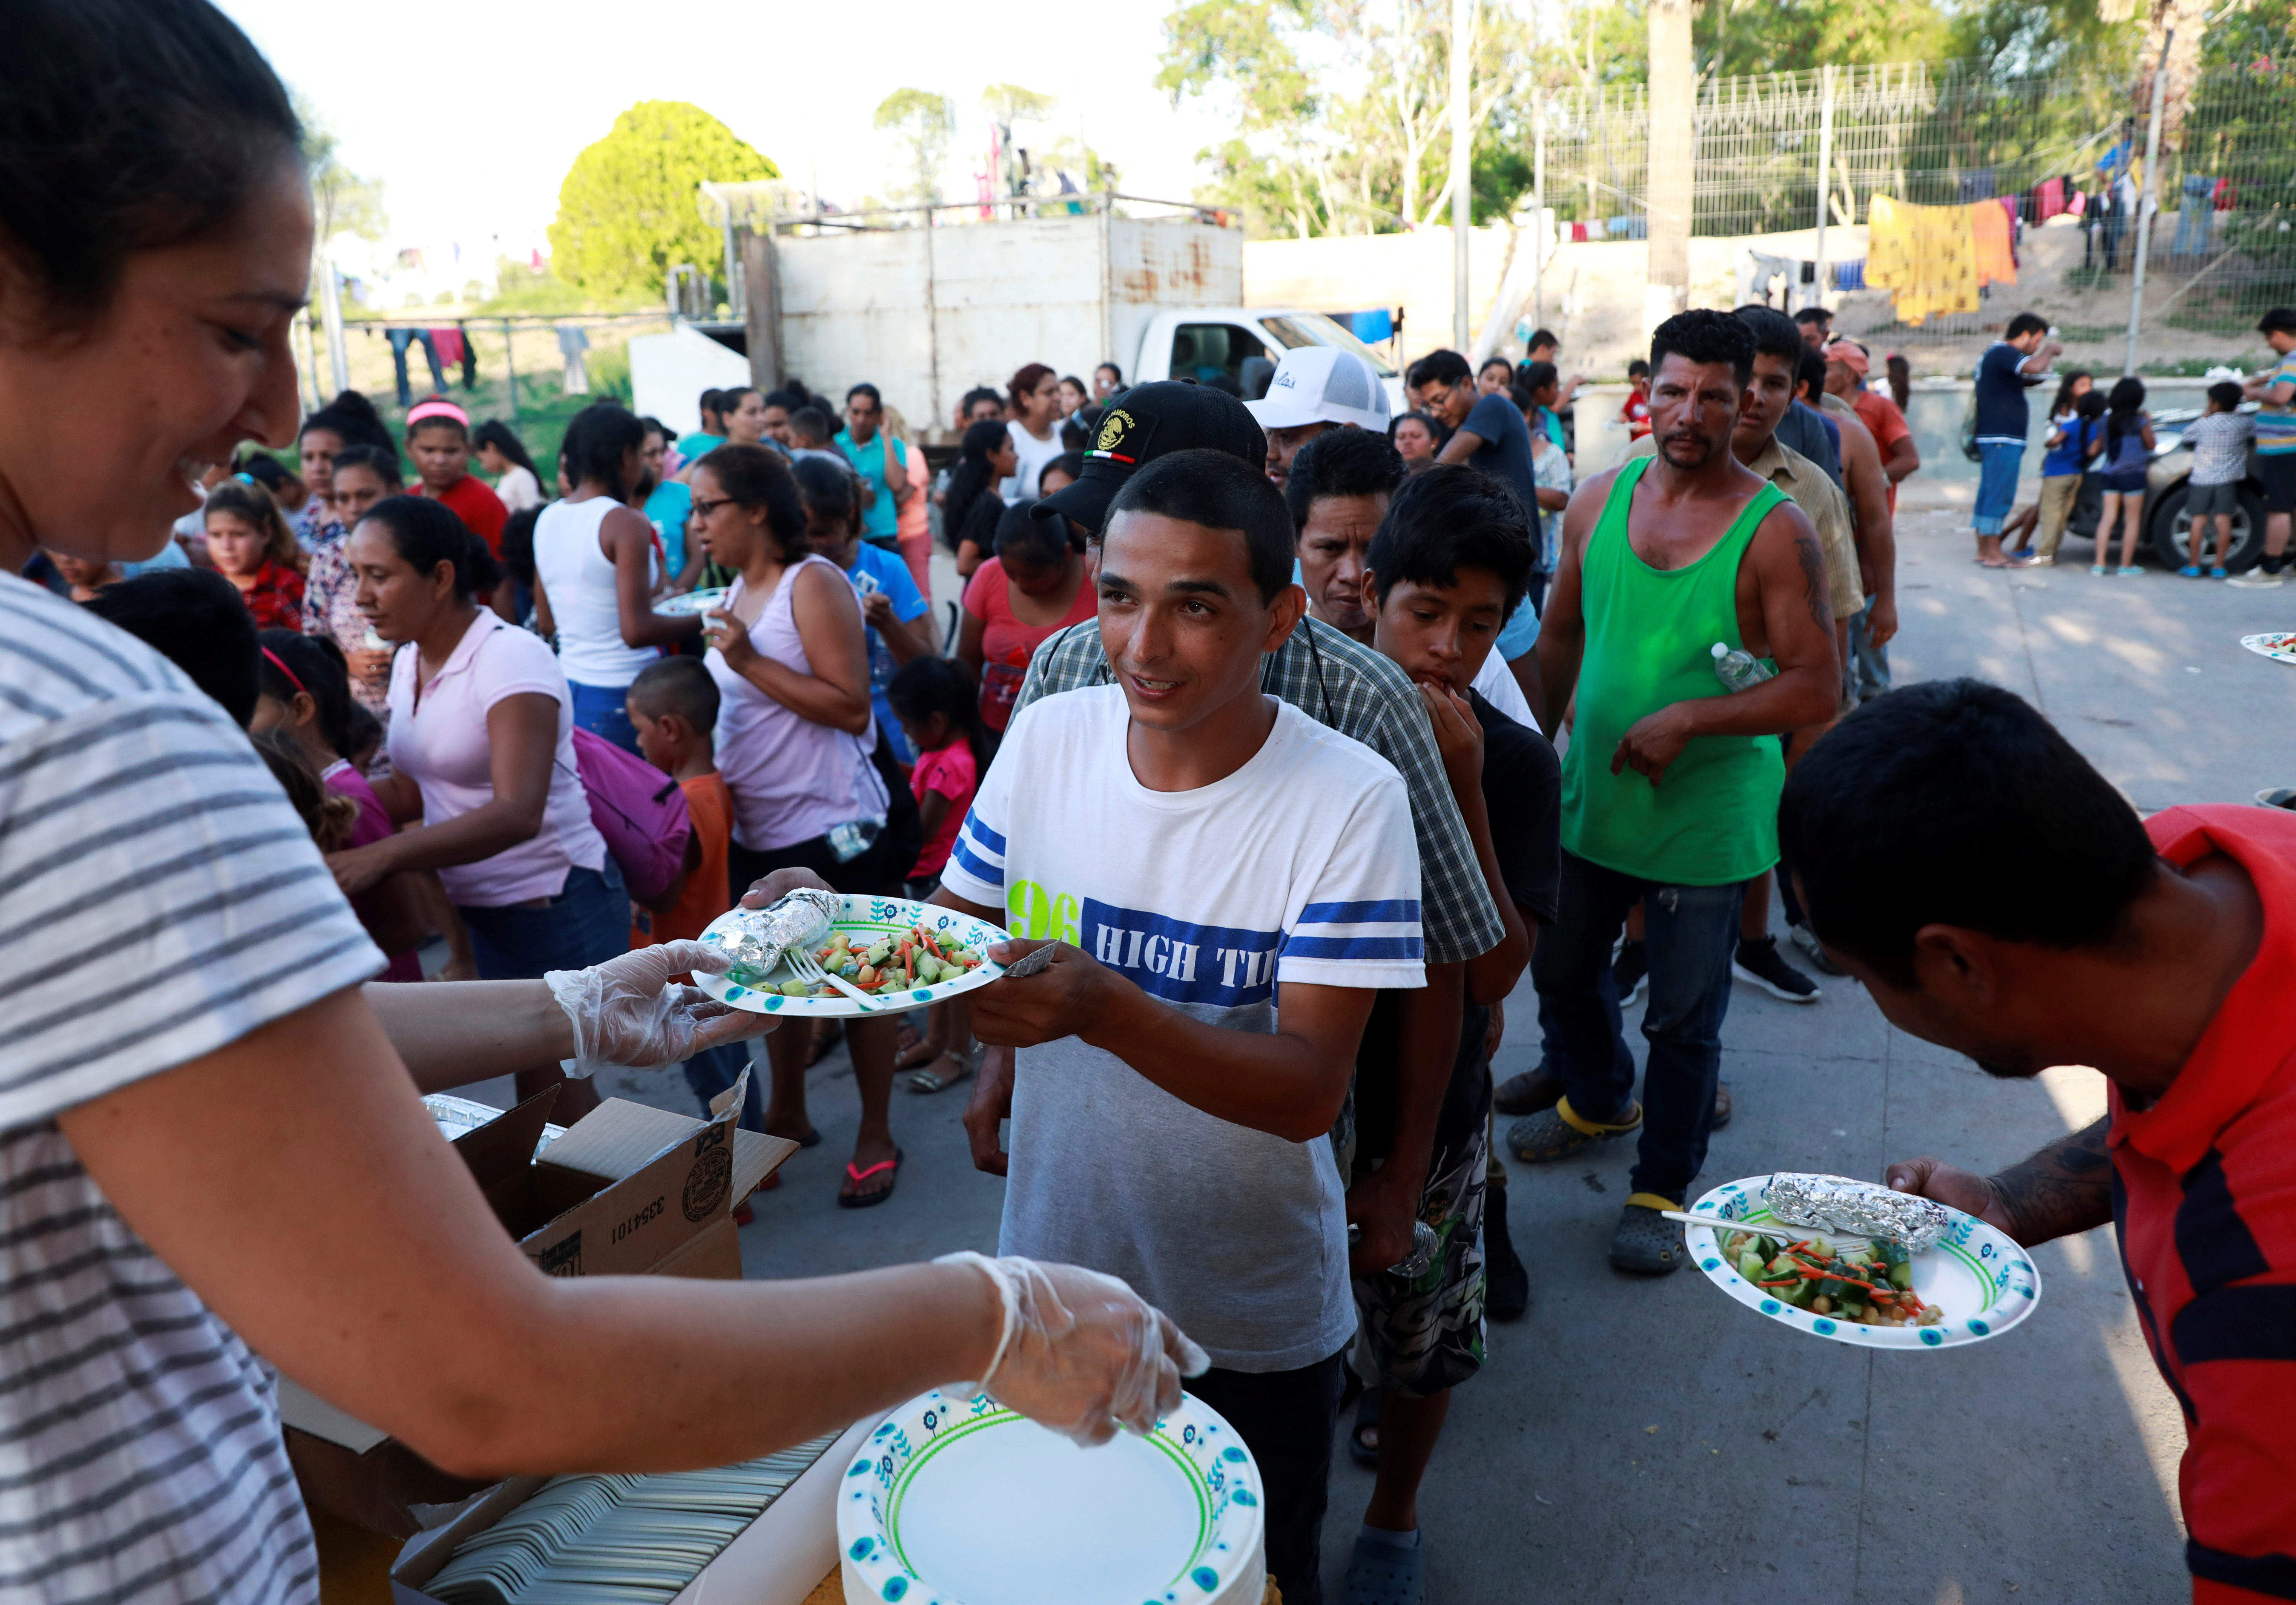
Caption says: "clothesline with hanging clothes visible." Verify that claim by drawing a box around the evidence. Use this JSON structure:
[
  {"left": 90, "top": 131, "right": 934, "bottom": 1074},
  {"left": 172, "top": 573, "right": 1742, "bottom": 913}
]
[{"left": 1864, "top": 195, "right": 2020, "bottom": 326}]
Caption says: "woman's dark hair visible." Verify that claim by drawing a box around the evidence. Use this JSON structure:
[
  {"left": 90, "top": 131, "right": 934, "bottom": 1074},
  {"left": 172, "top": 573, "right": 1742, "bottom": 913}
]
[
  {"left": 473, "top": 419, "right": 541, "bottom": 482},
  {"left": 1885, "top": 353, "right": 1911, "bottom": 411},
  {"left": 250, "top": 729, "right": 360, "bottom": 851},
  {"left": 694, "top": 443, "right": 808, "bottom": 562},
  {"left": 1102, "top": 449, "right": 1293, "bottom": 605},
  {"left": 1042, "top": 450, "right": 1085, "bottom": 488},
  {"left": 0, "top": 0, "right": 301, "bottom": 328},
  {"left": 302, "top": 390, "right": 397, "bottom": 455},
  {"left": 960, "top": 385, "right": 1005, "bottom": 417},
  {"left": 1094, "top": 362, "right": 1122, "bottom": 387},
  {"left": 1779, "top": 678, "right": 2156, "bottom": 989},
  {"left": 233, "top": 452, "right": 301, "bottom": 499},
  {"left": 2076, "top": 390, "right": 2107, "bottom": 421},
  {"left": 498, "top": 505, "right": 540, "bottom": 585},
  {"left": 941, "top": 419, "right": 1010, "bottom": 552},
  {"left": 2105, "top": 375, "right": 2146, "bottom": 455},
  {"left": 256, "top": 627, "right": 358, "bottom": 756},
  {"left": 1285, "top": 427, "right": 1406, "bottom": 532},
  {"left": 993, "top": 500, "right": 1070, "bottom": 570},
  {"left": 792, "top": 454, "right": 859, "bottom": 536},
  {"left": 330, "top": 442, "right": 404, "bottom": 490},
  {"left": 1008, "top": 362, "right": 1056, "bottom": 411},
  {"left": 357, "top": 494, "right": 502, "bottom": 601},
  {"left": 562, "top": 402, "right": 645, "bottom": 500},
  {"left": 888, "top": 655, "right": 994, "bottom": 776},
  {"left": 2049, "top": 371, "right": 2092, "bottom": 418},
  {"left": 1520, "top": 359, "right": 1560, "bottom": 396},
  {"left": 83, "top": 567, "right": 259, "bottom": 724},
  {"left": 1364, "top": 463, "right": 1533, "bottom": 621}
]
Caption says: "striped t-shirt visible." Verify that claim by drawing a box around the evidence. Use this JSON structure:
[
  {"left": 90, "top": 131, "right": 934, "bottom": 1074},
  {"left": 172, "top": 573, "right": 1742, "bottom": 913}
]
[
  {"left": 0, "top": 573, "right": 382, "bottom": 1603},
  {"left": 2256, "top": 349, "right": 2296, "bottom": 456}
]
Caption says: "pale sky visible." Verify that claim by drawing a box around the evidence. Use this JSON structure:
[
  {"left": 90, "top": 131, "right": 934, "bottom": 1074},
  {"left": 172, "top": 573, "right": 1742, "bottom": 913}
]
[{"left": 218, "top": 0, "right": 1238, "bottom": 261}]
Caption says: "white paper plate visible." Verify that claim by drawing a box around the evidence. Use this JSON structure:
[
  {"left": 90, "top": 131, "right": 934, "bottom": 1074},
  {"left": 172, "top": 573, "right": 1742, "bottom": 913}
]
[
  {"left": 656, "top": 585, "right": 734, "bottom": 617},
  {"left": 838, "top": 1390, "right": 1264, "bottom": 1605},
  {"left": 2239, "top": 632, "right": 2296, "bottom": 667},
  {"left": 694, "top": 895, "right": 1011, "bottom": 1018},
  {"left": 1687, "top": 1174, "right": 2042, "bottom": 1350}
]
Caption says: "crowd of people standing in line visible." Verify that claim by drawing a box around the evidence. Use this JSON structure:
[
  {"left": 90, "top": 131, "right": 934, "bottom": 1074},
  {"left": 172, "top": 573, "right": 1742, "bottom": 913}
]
[{"left": 8, "top": 11, "right": 2294, "bottom": 1605}]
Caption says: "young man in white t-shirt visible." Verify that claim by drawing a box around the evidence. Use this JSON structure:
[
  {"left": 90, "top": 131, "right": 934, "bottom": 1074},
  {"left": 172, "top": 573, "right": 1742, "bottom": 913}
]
[{"left": 935, "top": 449, "right": 1426, "bottom": 1605}]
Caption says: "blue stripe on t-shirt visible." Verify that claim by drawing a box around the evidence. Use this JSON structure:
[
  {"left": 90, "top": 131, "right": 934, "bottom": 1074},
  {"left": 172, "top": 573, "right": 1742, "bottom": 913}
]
[
  {"left": 950, "top": 815, "right": 1004, "bottom": 888},
  {"left": 1282, "top": 934, "right": 1425, "bottom": 961},
  {"left": 967, "top": 816, "right": 1008, "bottom": 855},
  {"left": 1082, "top": 898, "right": 1283, "bottom": 1009},
  {"left": 1299, "top": 898, "right": 1421, "bottom": 925}
]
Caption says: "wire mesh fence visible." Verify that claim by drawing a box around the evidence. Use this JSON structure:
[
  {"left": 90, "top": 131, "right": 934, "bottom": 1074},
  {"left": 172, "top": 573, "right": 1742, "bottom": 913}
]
[{"left": 1536, "top": 52, "right": 2296, "bottom": 346}]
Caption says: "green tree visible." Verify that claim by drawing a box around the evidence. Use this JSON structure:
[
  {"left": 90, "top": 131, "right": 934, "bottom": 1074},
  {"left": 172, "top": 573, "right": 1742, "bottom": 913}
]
[
  {"left": 295, "top": 98, "right": 386, "bottom": 246},
  {"left": 1157, "top": 0, "right": 1539, "bottom": 237},
  {"left": 549, "top": 101, "right": 777, "bottom": 300},
  {"left": 875, "top": 88, "right": 958, "bottom": 206}
]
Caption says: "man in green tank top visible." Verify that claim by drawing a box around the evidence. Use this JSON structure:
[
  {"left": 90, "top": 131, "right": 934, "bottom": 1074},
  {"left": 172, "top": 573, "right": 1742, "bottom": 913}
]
[{"left": 1511, "top": 310, "right": 1843, "bottom": 1275}]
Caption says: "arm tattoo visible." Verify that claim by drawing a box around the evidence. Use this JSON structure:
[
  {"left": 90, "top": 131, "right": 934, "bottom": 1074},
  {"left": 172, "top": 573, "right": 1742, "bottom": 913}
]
[
  {"left": 1792, "top": 531, "right": 1833, "bottom": 634},
  {"left": 1990, "top": 1116, "right": 2114, "bottom": 1246}
]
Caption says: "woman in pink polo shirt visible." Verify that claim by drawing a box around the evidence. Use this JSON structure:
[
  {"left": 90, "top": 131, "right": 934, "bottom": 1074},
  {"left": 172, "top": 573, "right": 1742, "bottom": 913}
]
[{"left": 327, "top": 494, "right": 623, "bottom": 1116}]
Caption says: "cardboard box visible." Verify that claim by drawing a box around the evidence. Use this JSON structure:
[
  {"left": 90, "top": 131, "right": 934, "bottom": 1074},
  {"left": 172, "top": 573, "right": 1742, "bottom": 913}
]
[
  {"left": 285, "top": 1077, "right": 793, "bottom": 1537},
  {"left": 388, "top": 1416, "right": 875, "bottom": 1605}
]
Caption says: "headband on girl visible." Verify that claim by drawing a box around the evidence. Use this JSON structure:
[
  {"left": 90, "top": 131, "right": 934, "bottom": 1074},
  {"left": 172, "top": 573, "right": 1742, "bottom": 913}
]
[
  {"left": 260, "top": 646, "right": 307, "bottom": 697},
  {"left": 406, "top": 398, "right": 470, "bottom": 430}
]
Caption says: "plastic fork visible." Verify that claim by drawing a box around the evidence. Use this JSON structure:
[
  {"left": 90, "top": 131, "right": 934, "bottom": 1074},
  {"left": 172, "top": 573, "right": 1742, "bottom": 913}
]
[{"left": 785, "top": 945, "right": 882, "bottom": 1011}]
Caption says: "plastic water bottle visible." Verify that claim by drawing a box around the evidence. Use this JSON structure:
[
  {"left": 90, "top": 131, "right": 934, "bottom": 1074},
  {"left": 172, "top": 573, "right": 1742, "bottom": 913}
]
[
  {"left": 1348, "top": 1218, "right": 1441, "bottom": 1278},
  {"left": 826, "top": 815, "right": 885, "bottom": 864},
  {"left": 1711, "top": 641, "right": 1774, "bottom": 693}
]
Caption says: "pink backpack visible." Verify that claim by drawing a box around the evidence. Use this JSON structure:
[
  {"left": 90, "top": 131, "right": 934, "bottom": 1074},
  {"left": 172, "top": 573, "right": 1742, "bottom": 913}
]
[{"left": 568, "top": 726, "right": 691, "bottom": 906}]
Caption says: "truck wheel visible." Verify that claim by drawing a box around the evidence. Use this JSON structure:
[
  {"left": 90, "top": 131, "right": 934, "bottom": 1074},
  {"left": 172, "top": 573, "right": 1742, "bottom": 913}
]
[{"left": 2151, "top": 482, "right": 2267, "bottom": 571}]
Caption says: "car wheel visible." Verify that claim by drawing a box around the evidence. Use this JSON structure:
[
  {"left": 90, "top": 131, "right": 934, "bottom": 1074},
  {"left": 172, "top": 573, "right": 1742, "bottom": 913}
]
[{"left": 2151, "top": 481, "right": 2267, "bottom": 571}]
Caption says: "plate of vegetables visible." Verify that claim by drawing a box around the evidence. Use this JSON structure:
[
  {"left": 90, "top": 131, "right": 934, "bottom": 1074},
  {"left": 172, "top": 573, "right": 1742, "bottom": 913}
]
[
  {"left": 1685, "top": 1175, "right": 2042, "bottom": 1350},
  {"left": 2239, "top": 632, "right": 2296, "bottom": 667},
  {"left": 694, "top": 895, "right": 1010, "bottom": 1017}
]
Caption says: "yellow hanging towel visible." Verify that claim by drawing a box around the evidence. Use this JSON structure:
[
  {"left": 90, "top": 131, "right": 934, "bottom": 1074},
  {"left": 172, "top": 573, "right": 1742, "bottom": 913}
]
[{"left": 1866, "top": 195, "right": 1981, "bottom": 325}]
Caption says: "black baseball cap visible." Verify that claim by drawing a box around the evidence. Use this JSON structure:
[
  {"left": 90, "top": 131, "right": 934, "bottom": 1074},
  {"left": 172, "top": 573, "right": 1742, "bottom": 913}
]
[{"left": 1031, "top": 381, "right": 1268, "bottom": 536}]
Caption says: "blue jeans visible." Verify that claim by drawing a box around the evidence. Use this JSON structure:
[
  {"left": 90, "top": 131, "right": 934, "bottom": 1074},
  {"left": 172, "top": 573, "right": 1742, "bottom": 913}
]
[
  {"left": 1530, "top": 850, "right": 1744, "bottom": 1205},
  {"left": 459, "top": 861, "right": 631, "bottom": 980},
  {"left": 569, "top": 680, "right": 641, "bottom": 754},
  {"left": 1848, "top": 602, "right": 1891, "bottom": 698},
  {"left": 1974, "top": 441, "right": 2024, "bottom": 535},
  {"left": 683, "top": 1041, "right": 768, "bottom": 1132}
]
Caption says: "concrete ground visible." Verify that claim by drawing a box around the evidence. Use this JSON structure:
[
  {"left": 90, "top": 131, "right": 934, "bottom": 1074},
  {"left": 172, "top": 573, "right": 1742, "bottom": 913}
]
[{"left": 499, "top": 490, "right": 2295, "bottom": 1604}]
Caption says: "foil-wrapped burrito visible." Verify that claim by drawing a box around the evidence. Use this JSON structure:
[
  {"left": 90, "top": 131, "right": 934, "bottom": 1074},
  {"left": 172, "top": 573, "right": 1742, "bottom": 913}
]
[
  {"left": 719, "top": 889, "right": 839, "bottom": 977},
  {"left": 1762, "top": 1172, "right": 1950, "bottom": 1252}
]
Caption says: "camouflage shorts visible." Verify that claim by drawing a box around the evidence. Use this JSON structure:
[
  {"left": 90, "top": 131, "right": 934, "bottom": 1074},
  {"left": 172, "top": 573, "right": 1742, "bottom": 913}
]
[{"left": 1350, "top": 1112, "right": 1489, "bottom": 1399}]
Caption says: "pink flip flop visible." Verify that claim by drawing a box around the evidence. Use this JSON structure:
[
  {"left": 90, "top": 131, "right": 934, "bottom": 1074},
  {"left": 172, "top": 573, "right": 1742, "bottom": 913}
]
[{"left": 838, "top": 1149, "right": 903, "bottom": 1209}]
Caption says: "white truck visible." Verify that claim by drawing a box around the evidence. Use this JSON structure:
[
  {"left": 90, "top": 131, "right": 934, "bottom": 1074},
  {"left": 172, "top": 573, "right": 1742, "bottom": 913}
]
[{"left": 629, "top": 210, "right": 1404, "bottom": 438}]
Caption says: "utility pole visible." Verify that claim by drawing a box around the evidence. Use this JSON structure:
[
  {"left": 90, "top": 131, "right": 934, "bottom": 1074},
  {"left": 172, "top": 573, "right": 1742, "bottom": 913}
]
[
  {"left": 1645, "top": 0, "right": 1696, "bottom": 326},
  {"left": 1533, "top": 86, "right": 1547, "bottom": 338},
  {"left": 319, "top": 255, "right": 349, "bottom": 397},
  {"left": 1450, "top": 0, "right": 1475, "bottom": 350},
  {"left": 2124, "top": 28, "right": 2173, "bottom": 377},
  {"left": 1813, "top": 64, "right": 1835, "bottom": 312}
]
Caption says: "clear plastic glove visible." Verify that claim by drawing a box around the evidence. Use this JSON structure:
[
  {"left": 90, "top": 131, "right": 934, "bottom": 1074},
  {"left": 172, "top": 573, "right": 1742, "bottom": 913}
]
[
  {"left": 543, "top": 939, "right": 776, "bottom": 1078},
  {"left": 936, "top": 1252, "right": 1210, "bottom": 1448}
]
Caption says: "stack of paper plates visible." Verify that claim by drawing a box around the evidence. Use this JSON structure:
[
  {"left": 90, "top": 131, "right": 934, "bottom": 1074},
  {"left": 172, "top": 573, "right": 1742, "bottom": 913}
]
[{"left": 838, "top": 1391, "right": 1265, "bottom": 1605}]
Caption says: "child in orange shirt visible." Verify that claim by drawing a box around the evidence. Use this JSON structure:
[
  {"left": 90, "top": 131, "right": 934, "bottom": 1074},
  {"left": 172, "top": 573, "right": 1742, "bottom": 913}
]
[{"left": 625, "top": 658, "right": 762, "bottom": 1145}]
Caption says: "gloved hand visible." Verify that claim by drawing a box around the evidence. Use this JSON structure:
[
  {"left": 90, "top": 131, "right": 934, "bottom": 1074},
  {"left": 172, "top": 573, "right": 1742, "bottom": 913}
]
[
  {"left": 935, "top": 1252, "right": 1210, "bottom": 1448},
  {"left": 543, "top": 939, "right": 776, "bottom": 1078}
]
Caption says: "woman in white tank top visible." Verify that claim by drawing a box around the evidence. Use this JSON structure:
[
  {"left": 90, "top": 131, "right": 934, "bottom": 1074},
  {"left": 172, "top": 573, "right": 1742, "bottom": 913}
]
[
  {"left": 692, "top": 443, "right": 910, "bottom": 1205},
  {"left": 533, "top": 403, "right": 701, "bottom": 750}
]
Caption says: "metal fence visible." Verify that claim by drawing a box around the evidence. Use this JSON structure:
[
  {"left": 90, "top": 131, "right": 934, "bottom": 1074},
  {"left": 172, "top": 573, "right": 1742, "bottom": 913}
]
[{"left": 1535, "top": 53, "right": 2296, "bottom": 344}]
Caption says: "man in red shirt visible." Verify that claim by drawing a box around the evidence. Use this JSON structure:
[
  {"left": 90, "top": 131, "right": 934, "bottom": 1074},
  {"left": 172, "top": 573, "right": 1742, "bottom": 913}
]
[
  {"left": 1778, "top": 679, "right": 2294, "bottom": 1604},
  {"left": 405, "top": 396, "right": 509, "bottom": 555},
  {"left": 1823, "top": 342, "right": 1918, "bottom": 512}
]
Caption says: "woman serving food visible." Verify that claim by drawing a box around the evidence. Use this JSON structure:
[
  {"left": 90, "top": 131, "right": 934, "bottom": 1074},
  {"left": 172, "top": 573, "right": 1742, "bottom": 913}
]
[{"left": 0, "top": 7, "right": 1203, "bottom": 1600}]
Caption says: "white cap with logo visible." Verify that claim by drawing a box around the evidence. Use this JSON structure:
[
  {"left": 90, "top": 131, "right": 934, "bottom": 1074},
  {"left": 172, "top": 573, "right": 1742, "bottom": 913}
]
[{"left": 1245, "top": 346, "right": 1393, "bottom": 432}]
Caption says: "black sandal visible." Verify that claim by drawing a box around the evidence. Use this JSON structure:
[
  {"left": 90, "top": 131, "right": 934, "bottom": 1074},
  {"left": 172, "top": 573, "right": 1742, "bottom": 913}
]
[{"left": 1347, "top": 1387, "right": 1381, "bottom": 1468}]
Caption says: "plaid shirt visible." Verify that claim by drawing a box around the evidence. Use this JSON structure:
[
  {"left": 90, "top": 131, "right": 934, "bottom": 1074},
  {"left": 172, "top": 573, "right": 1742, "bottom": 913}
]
[{"left": 1015, "top": 615, "right": 1504, "bottom": 965}]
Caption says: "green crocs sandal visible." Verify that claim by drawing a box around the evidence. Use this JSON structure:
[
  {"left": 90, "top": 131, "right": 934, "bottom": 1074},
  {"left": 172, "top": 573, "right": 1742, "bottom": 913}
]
[
  {"left": 1609, "top": 1196, "right": 1686, "bottom": 1275},
  {"left": 1507, "top": 1096, "right": 1642, "bottom": 1164}
]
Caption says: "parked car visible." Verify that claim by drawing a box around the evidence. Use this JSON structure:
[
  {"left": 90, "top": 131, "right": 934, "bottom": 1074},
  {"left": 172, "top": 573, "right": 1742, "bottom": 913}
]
[{"left": 2057, "top": 402, "right": 2272, "bottom": 570}]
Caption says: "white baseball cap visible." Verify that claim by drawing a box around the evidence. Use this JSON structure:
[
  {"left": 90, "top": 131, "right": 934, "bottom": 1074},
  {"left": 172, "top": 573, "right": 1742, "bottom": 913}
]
[{"left": 1245, "top": 346, "right": 1392, "bottom": 432}]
